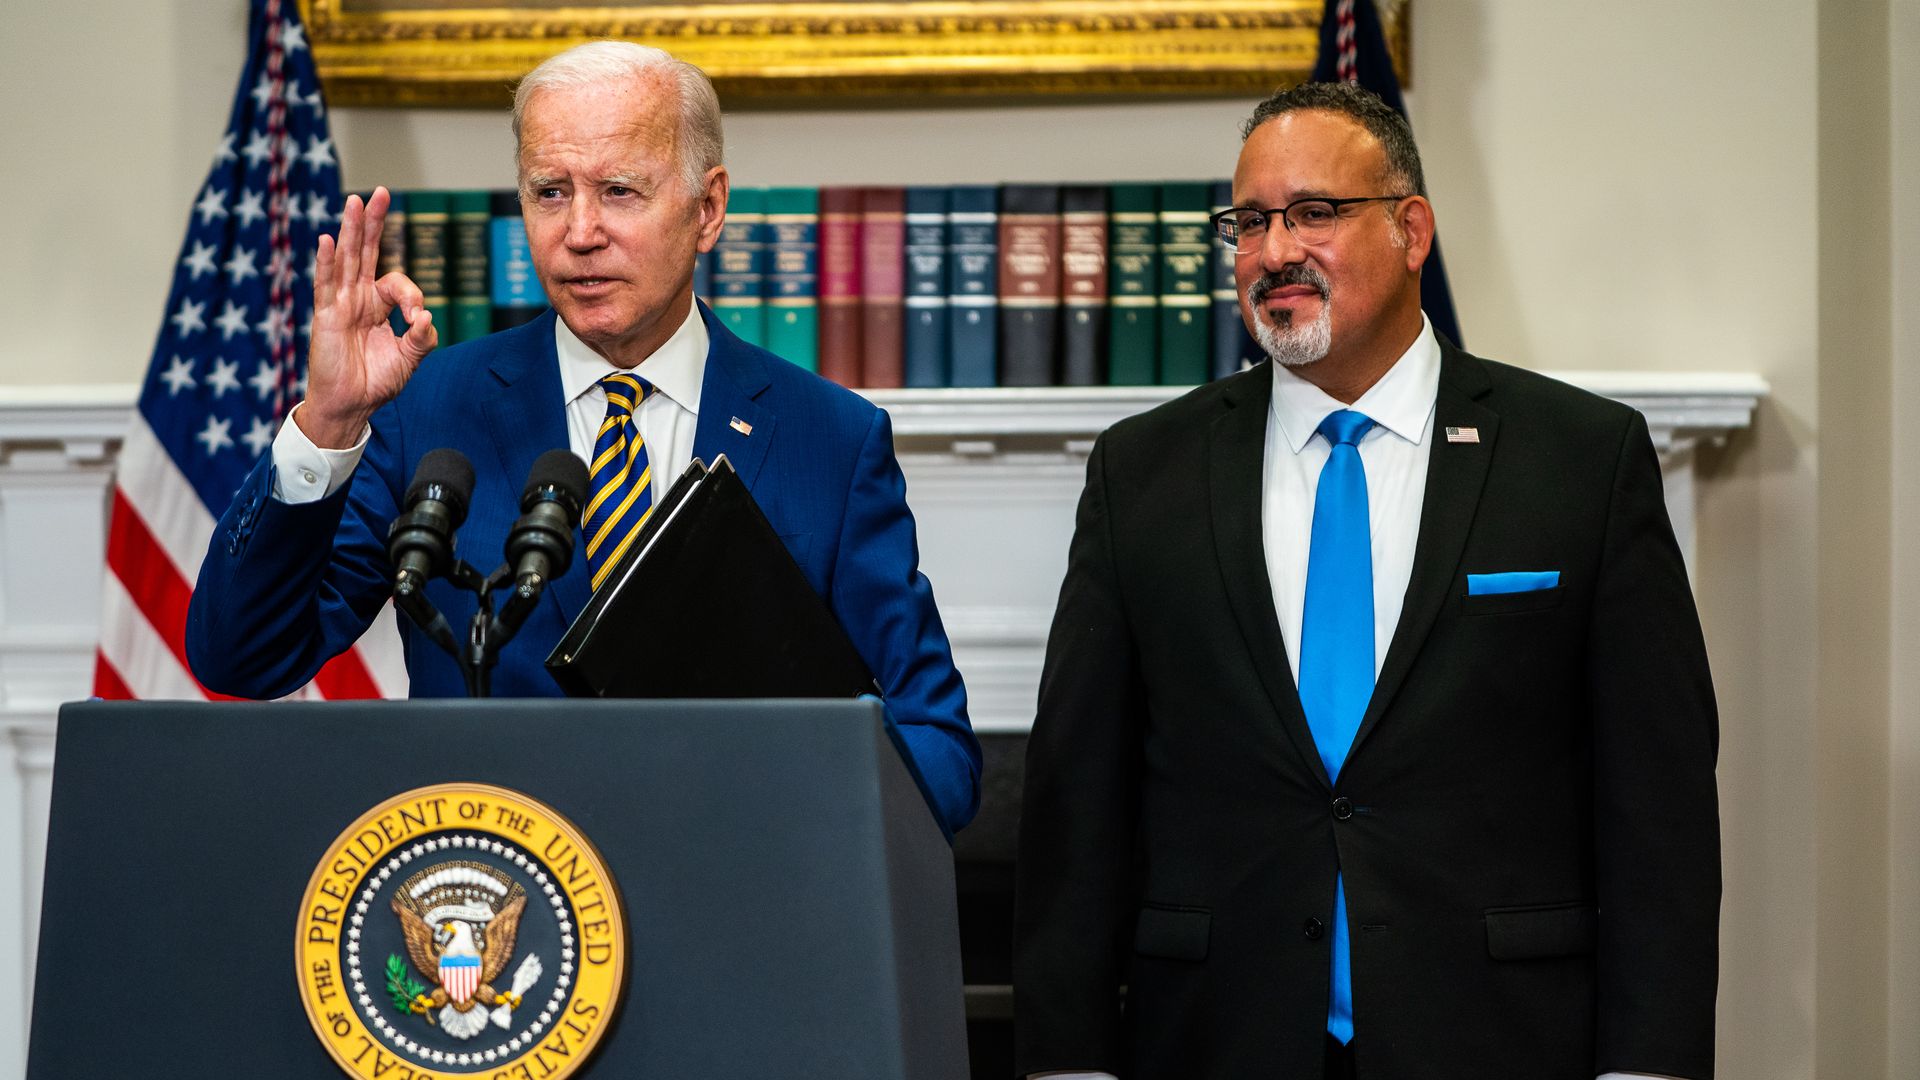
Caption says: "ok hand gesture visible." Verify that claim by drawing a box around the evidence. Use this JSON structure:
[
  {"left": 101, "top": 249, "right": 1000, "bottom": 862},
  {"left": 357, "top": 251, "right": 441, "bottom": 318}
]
[{"left": 297, "top": 186, "right": 438, "bottom": 449}]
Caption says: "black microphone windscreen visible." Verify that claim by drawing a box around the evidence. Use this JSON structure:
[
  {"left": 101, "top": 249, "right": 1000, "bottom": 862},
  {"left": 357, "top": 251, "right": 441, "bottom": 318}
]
[
  {"left": 406, "top": 448, "right": 475, "bottom": 522},
  {"left": 524, "top": 449, "right": 590, "bottom": 514}
]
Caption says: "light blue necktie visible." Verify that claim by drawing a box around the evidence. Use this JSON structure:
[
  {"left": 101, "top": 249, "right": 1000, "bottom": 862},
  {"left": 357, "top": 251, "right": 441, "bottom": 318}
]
[{"left": 1298, "top": 409, "right": 1376, "bottom": 1046}]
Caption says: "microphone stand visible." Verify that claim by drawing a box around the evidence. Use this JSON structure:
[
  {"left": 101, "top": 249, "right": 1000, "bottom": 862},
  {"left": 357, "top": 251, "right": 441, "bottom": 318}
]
[
  {"left": 395, "top": 558, "right": 550, "bottom": 699},
  {"left": 390, "top": 450, "right": 582, "bottom": 699}
]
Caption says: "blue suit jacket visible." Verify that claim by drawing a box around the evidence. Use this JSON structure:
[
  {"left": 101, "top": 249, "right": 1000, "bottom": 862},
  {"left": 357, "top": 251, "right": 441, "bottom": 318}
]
[{"left": 186, "top": 304, "right": 981, "bottom": 832}]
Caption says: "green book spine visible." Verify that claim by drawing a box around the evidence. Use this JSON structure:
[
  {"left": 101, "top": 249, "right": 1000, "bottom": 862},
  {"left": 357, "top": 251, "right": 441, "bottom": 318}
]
[
  {"left": 1157, "top": 181, "right": 1212, "bottom": 386},
  {"left": 1106, "top": 184, "right": 1159, "bottom": 386},
  {"left": 404, "top": 191, "right": 451, "bottom": 339},
  {"left": 450, "top": 190, "right": 492, "bottom": 344},
  {"left": 763, "top": 186, "right": 819, "bottom": 372},
  {"left": 712, "top": 187, "right": 767, "bottom": 346}
]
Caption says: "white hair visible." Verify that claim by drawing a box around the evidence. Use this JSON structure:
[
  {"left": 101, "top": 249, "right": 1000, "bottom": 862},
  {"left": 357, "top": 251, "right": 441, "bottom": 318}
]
[
  {"left": 1247, "top": 268, "right": 1334, "bottom": 368},
  {"left": 511, "top": 41, "right": 724, "bottom": 197},
  {"left": 1253, "top": 298, "right": 1333, "bottom": 367}
]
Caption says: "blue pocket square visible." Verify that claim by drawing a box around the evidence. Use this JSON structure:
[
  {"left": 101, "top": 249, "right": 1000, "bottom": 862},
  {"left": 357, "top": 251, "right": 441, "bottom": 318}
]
[{"left": 1467, "top": 571, "right": 1560, "bottom": 596}]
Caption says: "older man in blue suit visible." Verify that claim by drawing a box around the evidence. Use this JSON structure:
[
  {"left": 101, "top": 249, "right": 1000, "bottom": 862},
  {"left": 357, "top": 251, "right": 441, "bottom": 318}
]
[{"left": 185, "top": 41, "right": 980, "bottom": 834}]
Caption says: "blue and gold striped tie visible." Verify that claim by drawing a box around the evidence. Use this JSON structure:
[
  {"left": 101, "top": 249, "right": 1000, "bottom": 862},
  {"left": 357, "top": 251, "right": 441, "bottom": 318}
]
[{"left": 582, "top": 372, "right": 654, "bottom": 590}]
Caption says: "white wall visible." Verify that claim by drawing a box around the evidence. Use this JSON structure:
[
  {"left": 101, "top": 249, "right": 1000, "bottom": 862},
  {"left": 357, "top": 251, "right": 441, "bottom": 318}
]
[
  {"left": 2, "top": 1, "right": 1911, "bottom": 1077},
  {"left": 0, "top": 1, "right": 247, "bottom": 388}
]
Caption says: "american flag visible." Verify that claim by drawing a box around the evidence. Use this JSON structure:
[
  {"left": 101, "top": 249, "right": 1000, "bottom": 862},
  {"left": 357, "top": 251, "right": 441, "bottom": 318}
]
[{"left": 92, "top": 0, "right": 404, "bottom": 700}]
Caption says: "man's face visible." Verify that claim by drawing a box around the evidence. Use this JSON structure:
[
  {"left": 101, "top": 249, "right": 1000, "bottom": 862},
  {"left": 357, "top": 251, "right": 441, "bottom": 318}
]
[
  {"left": 1232, "top": 109, "right": 1416, "bottom": 368},
  {"left": 517, "top": 76, "right": 725, "bottom": 365}
]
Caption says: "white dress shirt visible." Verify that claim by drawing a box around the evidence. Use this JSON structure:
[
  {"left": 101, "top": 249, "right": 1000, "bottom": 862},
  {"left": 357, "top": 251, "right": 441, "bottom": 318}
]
[
  {"left": 555, "top": 297, "right": 706, "bottom": 503},
  {"left": 269, "top": 297, "right": 707, "bottom": 504},
  {"left": 1030, "top": 316, "right": 1675, "bottom": 1080},
  {"left": 1263, "top": 313, "right": 1439, "bottom": 684}
]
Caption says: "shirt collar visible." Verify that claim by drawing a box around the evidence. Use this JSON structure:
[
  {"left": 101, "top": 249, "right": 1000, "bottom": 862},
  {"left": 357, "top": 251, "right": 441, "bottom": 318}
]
[
  {"left": 555, "top": 296, "right": 708, "bottom": 413},
  {"left": 1270, "top": 312, "right": 1440, "bottom": 454}
]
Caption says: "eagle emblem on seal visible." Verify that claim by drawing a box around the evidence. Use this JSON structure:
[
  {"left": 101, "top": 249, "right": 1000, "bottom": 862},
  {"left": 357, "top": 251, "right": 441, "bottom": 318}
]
[{"left": 389, "top": 860, "right": 545, "bottom": 1040}]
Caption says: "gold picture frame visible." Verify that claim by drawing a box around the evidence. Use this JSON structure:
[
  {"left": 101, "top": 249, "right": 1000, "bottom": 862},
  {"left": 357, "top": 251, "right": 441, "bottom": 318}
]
[{"left": 299, "top": 0, "right": 1408, "bottom": 107}]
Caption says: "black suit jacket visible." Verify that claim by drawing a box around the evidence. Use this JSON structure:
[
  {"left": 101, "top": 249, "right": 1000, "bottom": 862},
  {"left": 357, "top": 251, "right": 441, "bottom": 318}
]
[{"left": 1013, "top": 344, "right": 1720, "bottom": 1079}]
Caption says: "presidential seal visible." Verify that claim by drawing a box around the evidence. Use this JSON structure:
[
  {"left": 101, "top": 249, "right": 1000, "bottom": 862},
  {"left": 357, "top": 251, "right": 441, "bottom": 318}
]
[{"left": 298, "top": 783, "right": 625, "bottom": 1079}]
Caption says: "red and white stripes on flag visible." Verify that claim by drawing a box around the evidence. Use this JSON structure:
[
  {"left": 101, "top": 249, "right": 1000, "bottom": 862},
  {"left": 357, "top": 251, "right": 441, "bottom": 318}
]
[
  {"left": 94, "top": 421, "right": 406, "bottom": 701},
  {"left": 92, "top": 0, "right": 403, "bottom": 702},
  {"left": 1334, "top": 0, "right": 1359, "bottom": 82},
  {"left": 440, "top": 955, "right": 482, "bottom": 1006}
]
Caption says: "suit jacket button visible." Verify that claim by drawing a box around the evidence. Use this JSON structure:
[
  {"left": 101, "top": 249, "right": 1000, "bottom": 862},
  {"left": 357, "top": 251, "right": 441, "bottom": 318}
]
[
  {"left": 1303, "top": 917, "right": 1325, "bottom": 940},
  {"left": 1332, "top": 797, "right": 1355, "bottom": 821}
]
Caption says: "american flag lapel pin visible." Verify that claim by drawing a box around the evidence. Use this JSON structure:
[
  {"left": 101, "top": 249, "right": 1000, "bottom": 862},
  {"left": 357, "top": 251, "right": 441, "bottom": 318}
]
[
  {"left": 729, "top": 416, "right": 754, "bottom": 436},
  {"left": 1445, "top": 426, "right": 1480, "bottom": 444}
]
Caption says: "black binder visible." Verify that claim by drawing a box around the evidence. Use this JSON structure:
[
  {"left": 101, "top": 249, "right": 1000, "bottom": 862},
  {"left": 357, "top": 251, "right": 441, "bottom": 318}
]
[{"left": 546, "top": 456, "right": 881, "bottom": 700}]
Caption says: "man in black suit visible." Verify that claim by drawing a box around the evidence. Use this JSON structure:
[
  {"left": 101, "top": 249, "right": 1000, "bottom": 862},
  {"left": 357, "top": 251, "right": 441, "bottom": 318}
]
[{"left": 1013, "top": 83, "right": 1720, "bottom": 1080}]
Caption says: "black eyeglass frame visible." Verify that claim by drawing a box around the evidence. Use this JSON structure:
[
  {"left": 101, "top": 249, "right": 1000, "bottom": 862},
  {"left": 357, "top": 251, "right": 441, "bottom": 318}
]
[{"left": 1209, "top": 195, "right": 1413, "bottom": 250}]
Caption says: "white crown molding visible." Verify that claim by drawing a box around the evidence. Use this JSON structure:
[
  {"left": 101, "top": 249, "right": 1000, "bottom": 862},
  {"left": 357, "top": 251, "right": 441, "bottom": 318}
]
[
  {"left": 0, "top": 384, "right": 140, "bottom": 465},
  {"left": 859, "top": 373, "right": 1767, "bottom": 456},
  {"left": 1534, "top": 371, "right": 1770, "bottom": 454},
  {"left": 0, "top": 376, "right": 1766, "bottom": 454}
]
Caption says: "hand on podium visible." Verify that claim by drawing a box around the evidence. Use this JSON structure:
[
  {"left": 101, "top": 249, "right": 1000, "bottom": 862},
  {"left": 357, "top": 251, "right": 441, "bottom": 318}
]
[{"left": 299, "top": 185, "right": 439, "bottom": 449}]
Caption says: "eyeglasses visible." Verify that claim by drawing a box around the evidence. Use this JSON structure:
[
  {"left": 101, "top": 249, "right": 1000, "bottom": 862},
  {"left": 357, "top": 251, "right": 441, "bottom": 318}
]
[{"left": 1209, "top": 195, "right": 1411, "bottom": 253}]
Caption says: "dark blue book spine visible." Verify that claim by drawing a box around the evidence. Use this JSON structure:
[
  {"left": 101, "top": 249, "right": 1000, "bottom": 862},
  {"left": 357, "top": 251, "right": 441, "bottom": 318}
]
[
  {"left": 904, "top": 186, "right": 951, "bottom": 388},
  {"left": 1210, "top": 180, "right": 1261, "bottom": 379},
  {"left": 693, "top": 249, "right": 714, "bottom": 301},
  {"left": 947, "top": 185, "right": 999, "bottom": 388}
]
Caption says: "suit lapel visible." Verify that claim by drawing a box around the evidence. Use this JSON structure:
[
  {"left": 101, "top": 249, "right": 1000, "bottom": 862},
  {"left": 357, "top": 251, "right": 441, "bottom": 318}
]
[
  {"left": 477, "top": 311, "right": 592, "bottom": 625},
  {"left": 690, "top": 302, "right": 775, "bottom": 490},
  {"left": 1349, "top": 345, "right": 1498, "bottom": 759},
  {"left": 1209, "top": 366, "right": 1328, "bottom": 787}
]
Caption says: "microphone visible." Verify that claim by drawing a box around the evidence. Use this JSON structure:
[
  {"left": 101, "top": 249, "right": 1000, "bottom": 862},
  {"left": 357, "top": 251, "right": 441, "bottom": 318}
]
[
  {"left": 505, "top": 449, "right": 589, "bottom": 589},
  {"left": 491, "top": 449, "right": 589, "bottom": 646},
  {"left": 387, "top": 448, "right": 474, "bottom": 594}
]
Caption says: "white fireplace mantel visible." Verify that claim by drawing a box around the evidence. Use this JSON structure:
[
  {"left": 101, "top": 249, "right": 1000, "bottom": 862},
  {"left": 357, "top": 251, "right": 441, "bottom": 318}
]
[
  {"left": 868, "top": 373, "right": 1766, "bottom": 458},
  {"left": 0, "top": 373, "right": 1763, "bottom": 1076}
]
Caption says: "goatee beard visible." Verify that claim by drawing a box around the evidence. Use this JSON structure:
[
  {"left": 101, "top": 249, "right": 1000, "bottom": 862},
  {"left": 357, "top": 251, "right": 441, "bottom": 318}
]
[{"left": 1246, "top": 267, "right": 1332, "bottom": 367}]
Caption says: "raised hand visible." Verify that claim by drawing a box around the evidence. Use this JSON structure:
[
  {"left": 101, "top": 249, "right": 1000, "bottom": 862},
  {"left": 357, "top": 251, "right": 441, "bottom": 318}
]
[{"left": 297, "top": 186, "right": 438, "bottom": 449}]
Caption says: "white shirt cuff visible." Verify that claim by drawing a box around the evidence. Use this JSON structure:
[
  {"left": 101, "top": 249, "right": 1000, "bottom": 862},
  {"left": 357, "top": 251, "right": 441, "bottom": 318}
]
[{"left": 270, "top": 403, "right": 369, "bottom": 503}]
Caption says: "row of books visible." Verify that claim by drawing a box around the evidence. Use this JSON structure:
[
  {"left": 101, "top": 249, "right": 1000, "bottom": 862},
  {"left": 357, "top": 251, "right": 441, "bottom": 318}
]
[
  {"left": 374, "top": 191, "right": 546, "bottom": 344},
  {"left": 698, "top": 183, "right": 1262, "bottom": 389},
  {"left": 377, "top": 184, "right": 1264, "bottom": 388}
]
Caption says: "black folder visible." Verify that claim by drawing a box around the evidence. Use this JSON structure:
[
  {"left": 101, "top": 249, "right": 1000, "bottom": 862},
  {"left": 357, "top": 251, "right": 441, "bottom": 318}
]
[{"left": 546, "top": 456, "right": 881, "bottom": 700}]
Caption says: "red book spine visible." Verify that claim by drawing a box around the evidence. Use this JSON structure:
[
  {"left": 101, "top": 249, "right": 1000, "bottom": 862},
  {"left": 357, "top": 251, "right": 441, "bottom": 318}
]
[
  {"left": 859, "top": 187, "right": 907, "bottom": 389},
  {"left": 818, "top": 186, "right": 864, "bottom": 387},
  {"left": 997, "top": 184, "right": 1063, "bottom": 387}
]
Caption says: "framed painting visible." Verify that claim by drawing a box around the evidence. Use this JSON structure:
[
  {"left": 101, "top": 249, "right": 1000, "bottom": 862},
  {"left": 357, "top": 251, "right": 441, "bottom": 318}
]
[{"left": 298, "top": 0, "right": 1409, "bottom": 107}]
